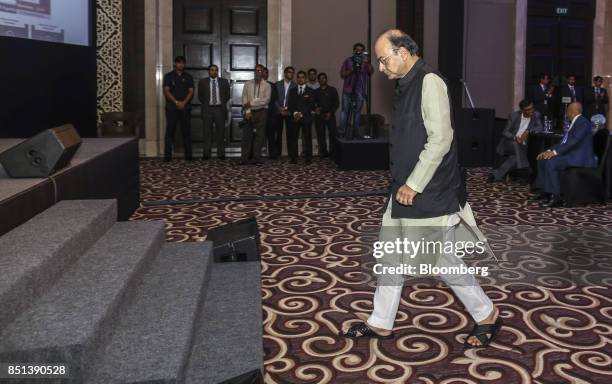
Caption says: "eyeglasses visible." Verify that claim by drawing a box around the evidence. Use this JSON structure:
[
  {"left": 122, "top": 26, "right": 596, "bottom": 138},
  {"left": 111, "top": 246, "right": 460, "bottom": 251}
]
[{"left": 377, "top": 49, "right": 399, "bottom": 66}]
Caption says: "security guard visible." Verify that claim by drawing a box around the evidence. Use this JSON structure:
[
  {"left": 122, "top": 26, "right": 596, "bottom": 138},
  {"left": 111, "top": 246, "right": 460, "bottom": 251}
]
[{"left": 163, "top": 56, "right": 194, "bottom": 161}]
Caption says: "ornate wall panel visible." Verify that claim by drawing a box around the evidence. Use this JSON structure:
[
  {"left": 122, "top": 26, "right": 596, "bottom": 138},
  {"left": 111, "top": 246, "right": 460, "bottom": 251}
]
[{"left": 96, "top": 0, "right": 123, "bottom": 122}]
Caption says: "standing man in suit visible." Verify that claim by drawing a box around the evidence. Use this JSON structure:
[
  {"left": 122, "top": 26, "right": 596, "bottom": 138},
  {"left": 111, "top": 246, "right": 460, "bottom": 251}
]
[
  {"left": 241, "top": 64, "right": 271, "bottom": 165},
  {"left": 528, "top": 73, "right": 555, "bottom": 121},
  {"left": 584, "top": 76, "right": 609, "bottom": 118},
  {"left": 559, "top": 75, "right": 584, "bottom": 122},
  {"left": 314, "top": 72, "right": 339, "bottom": 157},
  {"left": 275, "top": 66, "right": 297, "bottom": 159},
  {"left": 163, "top": 56, "right": 194, "bottom": 162},
  {"left": 198, "top": 64, "right": 230, "bottom": 160},
  {"left": 263, "top": 67, "right": 279, "bottom": 159},
  {"left": 288, "top": 71, "right": 316, "bottom": 164},
  {"left": 560, "top": 74, "right": 584, "bottom": 103},
  {"left": 489, "top": 99, "right": 543, "bottom": 182},
  {"left": 534, "top": 102, "right": 597, "bottom": 207}
]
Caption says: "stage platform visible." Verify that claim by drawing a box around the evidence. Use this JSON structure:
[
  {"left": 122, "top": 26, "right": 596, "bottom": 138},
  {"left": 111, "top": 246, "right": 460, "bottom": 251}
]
[
  {"left": 333, "top": 136, "right": 389, "bottom": 170},
  {"left": 0, "top": 138, "right": 140, "bottom": 236}
]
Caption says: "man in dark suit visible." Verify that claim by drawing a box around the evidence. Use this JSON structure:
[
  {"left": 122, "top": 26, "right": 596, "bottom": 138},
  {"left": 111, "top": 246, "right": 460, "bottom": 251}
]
[
  {"left": 560, "top": 74, "right": 584, "bottom": 104},
  {"left": 528, "top": 73, "right": 555, "bottom": 120},
  {"left": 263, "top": 67, "right": 279, "bottom": 159},
  {"left": 584, "top": 76, "right": 609, "bottom": 118},
  {"left": 559, "top": 74, "right": 584, "bottom": 121},
  {"left": 489, "top": 99, "right": 543, "bottom": 182},
  {"left": 314, "top": 72, "right": 339, "bottom": 157},
  {"left": 534, "top": 102, "right": 597, "bottom": 207},
  {"left": 275, "top": 66, "right": 297, "bottom": 159},
  {"left": 288, "top": 71, "right": 316, "bottom": 164},
  {"left": 198, "top": 64, "right": 230, "bottom": 159}
]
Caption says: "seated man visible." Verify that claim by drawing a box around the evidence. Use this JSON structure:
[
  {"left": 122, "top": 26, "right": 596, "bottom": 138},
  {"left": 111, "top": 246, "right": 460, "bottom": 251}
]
[
  {"left": 533, "top": 102, "right": 597, "bottom": 207},
  {"left": 489, "top": 99, "right": 543, "bottom": 182}
]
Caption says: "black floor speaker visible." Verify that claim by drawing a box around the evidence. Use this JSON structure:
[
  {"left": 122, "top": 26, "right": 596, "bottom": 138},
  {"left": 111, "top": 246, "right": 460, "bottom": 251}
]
[
  {"left": 207, "top": 217, "right": 260, "bottom": 262},
  {"left": 217, "top": 369, "right": 263, "bottom": 384},
  {"left": 0, "top": 124, "right": 82, "bottom": 178},
  {"left": 454, "top": 108, "right": 495, "bottom": 167}
]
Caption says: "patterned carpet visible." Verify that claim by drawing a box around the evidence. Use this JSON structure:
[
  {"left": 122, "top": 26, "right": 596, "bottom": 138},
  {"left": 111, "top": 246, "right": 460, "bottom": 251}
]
[{"left": 133, "top": 158, "right": 612, "bottom": 384}]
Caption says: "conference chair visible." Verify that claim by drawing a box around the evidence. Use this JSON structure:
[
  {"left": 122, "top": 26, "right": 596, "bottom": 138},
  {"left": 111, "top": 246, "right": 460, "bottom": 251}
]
[
  {"left": 97, "top": 112, "right": 141, "bottom": 138},
  {"left": 560, "top": 128, "right": 610, "bottom": 207}
]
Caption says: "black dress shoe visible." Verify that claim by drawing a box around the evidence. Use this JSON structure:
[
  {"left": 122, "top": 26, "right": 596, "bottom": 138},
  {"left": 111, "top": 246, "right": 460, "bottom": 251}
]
[
  {"left": 163, "top": 157, "right": 172, "bottom": 162},
  {"left": 540, "top": 195, "right": 564, "bottom": 208},
  {"left": 530, "top": 193, "right": 549, "bottom": 201},
  {"left": 202, "top": 156, "right": 210, "bottom": 161},
  {"left": 487, "top": 175, "right": 502, "bottom": 183},
  {"left": 218, "top": 155, "right": 226, "bottom": 160},
  {"left": 305, "top": 158, "right": 312, "bottom": 165},
  {"left": 290, "top": 158, "right": 298, "bottom": 164}
]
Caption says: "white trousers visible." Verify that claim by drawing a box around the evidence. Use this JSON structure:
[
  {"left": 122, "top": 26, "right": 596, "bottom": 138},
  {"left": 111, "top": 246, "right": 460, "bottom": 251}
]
[{"left": 367, "top": 202, "right": 494, "bottom": 330}]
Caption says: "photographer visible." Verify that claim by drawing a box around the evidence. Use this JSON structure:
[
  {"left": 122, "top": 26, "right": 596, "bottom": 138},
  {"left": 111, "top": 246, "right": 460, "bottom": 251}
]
[{"left": 339, "top": 42, "right": 373, "bottom": 140}]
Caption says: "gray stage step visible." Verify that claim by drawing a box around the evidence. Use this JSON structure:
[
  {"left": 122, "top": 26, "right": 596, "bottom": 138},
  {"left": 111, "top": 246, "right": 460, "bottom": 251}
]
[
  {"left": 185, "top": 261, "right": 263, "bottom": 384},
  {"left": 85, "top": 241, "right": 213, "bottom": 384},
  {"left": 0, "top": 199, "right": 117, "bottom": 331},
  {"left": 0, "top": 220, "right": 165, "bottom": 382}
]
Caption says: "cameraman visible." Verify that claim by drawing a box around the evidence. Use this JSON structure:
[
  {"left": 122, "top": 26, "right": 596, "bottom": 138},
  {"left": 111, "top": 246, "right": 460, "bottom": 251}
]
[{"left": 339, "top": 42, "right": 373, "bottom": 139}]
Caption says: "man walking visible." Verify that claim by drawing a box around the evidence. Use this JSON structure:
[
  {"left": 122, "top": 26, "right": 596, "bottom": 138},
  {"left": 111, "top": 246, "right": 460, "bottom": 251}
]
[{"left": 341, "top": 30, "right": 502, "bottom": 348}]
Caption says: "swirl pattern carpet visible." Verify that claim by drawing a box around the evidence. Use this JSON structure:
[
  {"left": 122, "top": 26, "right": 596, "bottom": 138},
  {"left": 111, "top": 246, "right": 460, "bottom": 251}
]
[{"left": 133, "top": 158, "right": 612, "bottom": 384}]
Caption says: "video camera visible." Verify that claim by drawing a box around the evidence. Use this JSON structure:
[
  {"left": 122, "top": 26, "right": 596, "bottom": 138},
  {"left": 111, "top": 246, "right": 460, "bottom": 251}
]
[{"left": 352, "top": 51, "right": 368, "bottom": 70}]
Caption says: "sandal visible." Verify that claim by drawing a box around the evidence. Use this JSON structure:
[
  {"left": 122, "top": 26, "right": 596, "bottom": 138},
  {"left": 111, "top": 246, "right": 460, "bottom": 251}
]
[
  {"left": 340, "top": 322, "right": 394, "bottom": 340},
  {"left": 464, "top": 317, "right": 503, "bottom": 348}
]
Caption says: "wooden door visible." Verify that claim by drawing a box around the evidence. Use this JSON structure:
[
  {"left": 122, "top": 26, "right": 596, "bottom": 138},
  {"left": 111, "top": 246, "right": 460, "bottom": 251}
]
[
  {"left": 525, "top": 0, "right": 594, "bottom": 90},
  {"left": 173, "top": 0, "right": 267, "bottom": 157}
]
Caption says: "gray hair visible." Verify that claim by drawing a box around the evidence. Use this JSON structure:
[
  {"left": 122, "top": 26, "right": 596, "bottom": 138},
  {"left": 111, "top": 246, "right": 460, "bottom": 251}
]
[{"left": 384, "top": 30, "right": 419, "bottom": 56}]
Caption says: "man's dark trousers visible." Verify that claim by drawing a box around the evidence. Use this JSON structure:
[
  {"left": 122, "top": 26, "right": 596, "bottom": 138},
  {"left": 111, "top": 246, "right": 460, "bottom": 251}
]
[
  {"left": 535, "top": 156, "right": 570, "bottom": 194},
  {"left": 288, "top": 117, "right": 313, "bottom": 160},
  {"left": 275, "top": 115, "right": 291, "bottom": 158},
  {"left": 165, "top": 107, "right": 192, "bottom": 160},
  {"left": 266, "top": 110, "right": 278, "bottom": 158},
  {"left": 315, "top": 114, "right": 336, "bottom": 155},
  {"left": 241, "top": 109, "right": 267, "bottom": 163},
  {"left": 202, "top": 106, "right": 225, "bottom": 158}
]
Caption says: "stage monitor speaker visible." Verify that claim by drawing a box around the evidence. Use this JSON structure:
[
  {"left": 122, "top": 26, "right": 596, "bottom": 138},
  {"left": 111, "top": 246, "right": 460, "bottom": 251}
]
[
  {"left": 0, "top": 124, "right": 82, "bottom": 178},
  {"left": 207, "top": 217, "right": 260, "bottom": 262},
  {"left": 217, "top": 369, "right": 263, "bottom": 384},
  {"left": 454, "top": 108, "right": 495, "bottom": 167}
]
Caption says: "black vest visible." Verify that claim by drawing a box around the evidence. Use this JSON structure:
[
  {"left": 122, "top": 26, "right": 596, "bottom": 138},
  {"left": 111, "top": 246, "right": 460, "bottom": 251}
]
[{"left": 387, "top": 59, "right": 467, "bottom": 219}]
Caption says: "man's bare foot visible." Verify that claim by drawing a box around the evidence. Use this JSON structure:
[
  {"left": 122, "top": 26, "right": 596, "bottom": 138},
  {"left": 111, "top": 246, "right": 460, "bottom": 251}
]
[
  {"left": 354, "top": 312, "right": 392, "bottom": 336},
  {"left": 466, "top": 306, "right": 499, "bottom": 347}
]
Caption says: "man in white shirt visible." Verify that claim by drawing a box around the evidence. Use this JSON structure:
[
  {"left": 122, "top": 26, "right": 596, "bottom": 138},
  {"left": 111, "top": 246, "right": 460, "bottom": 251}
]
[
  {"left": 241, "top": 64, "right": 271, "bottom": 165},
  {"left": 489, "top": 99, "right": 543, "bottom": 182}
]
